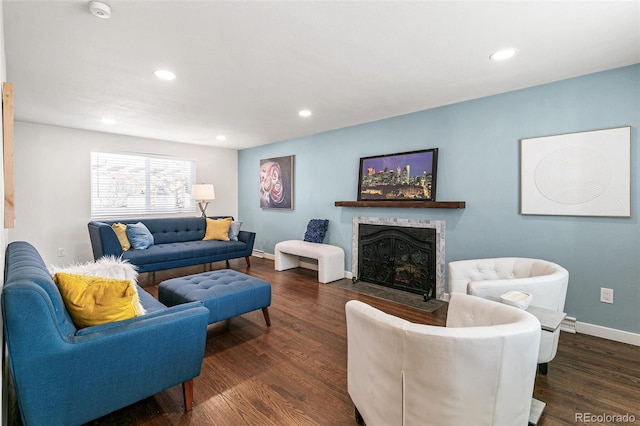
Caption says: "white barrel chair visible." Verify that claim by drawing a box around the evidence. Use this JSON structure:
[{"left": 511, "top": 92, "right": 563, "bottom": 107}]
[
  {"left": 346, "top": 293, "right": 541, "bottom": 426},
  {"left": 448, "top": 257, "right": 569, "bottom": 374}
]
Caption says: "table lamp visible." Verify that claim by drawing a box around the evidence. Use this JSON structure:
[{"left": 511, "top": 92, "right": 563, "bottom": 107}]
[{"left": 191, "top": 184, "right": 215, "bottom": 217}]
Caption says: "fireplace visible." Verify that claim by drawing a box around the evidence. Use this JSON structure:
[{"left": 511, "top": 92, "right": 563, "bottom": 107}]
[
  {"left": 358, "top": 224, "right": 436, "bottom": 298},
  {"left": 352, "top": 217, "right": 445, "bottom": 300}
]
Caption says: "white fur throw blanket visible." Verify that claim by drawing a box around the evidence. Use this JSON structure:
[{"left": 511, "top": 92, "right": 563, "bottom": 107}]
[
  {"left": 49, "top": 256, "right": 145, "bottom": 314},
  {"left": 49, "top": 256, "right": 139, "bottom": 283}
]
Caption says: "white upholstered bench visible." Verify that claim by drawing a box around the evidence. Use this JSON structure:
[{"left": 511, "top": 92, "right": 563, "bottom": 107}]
[{"left": 274, "top": 240, "right": 345, "bottom": 283}]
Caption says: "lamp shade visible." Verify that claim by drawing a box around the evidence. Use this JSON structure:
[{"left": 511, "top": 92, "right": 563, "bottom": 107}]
[{"left": 191, "top": 184, "right": 215, "bottom": 201}]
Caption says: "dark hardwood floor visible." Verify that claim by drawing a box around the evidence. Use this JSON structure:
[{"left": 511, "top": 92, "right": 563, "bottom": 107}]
[{"left": 10, "top": 257, "right": 640, "bottom": 425}]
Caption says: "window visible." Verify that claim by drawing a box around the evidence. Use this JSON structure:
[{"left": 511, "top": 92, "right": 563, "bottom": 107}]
[{"left": 91, "top": 151, "right": 196, "bottom": 218}]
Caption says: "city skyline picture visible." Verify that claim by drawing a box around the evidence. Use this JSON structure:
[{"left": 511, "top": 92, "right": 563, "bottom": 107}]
[{"left": 357, "top": 148, "right": 438, "bottom": 202}]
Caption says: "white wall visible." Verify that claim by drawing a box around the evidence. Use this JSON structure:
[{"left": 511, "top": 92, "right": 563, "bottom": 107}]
[
  {"left": 0, "top": 0, "right": 7, "bottom": 422},
  {"left": 9, "top": 122, "right": 238, "bottom": 266}
]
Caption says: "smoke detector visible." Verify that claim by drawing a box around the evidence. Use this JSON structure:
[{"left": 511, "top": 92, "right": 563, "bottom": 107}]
[{"left": 89, "top": 1, "right": 111, "bottom": 19}]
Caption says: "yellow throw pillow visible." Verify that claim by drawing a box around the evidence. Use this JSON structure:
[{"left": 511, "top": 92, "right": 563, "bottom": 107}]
[
  {"left": 53, "top": 273, "right": 144, "bottom": 328},
  {"left": 112, "top": 223, "right": 131, "bottom": 251},
  {"left": 203, "top": 217, "right": 232, "bottom": 241}
]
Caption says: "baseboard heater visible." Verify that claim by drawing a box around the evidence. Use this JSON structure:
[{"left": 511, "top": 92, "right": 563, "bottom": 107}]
[{"left": 561, "top": 316, "right": 577, "bottom": 334}]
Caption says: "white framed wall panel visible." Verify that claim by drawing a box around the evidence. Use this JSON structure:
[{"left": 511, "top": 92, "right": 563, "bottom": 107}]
[{"left": 520, "top": 126, "right": 631, "bottom": 217}]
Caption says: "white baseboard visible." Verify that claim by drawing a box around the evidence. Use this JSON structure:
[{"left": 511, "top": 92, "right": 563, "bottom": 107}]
[
  {"left": 251, "top": 250, "right": 276, "bottom": 261},
  {"left": 290, "top": 259, "right": 353, "bottom": 280},
  {"left": 258, "top": 252, "right": 351, "bottom": 279},
  {"left": 298, "top": 259, "right": 318, "bottom": 271},
  {"left": 576, "top": 321, "right": 640, "bottom": 346}
]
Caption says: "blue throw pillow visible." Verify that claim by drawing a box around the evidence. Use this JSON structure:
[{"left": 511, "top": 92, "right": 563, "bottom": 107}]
[
  {"left": 304, "top": 219, "right": 329, "bottom": 244},
  {"left": 126, "top": 222, "right": 154, "bottom": 250},
  {"left": 228, "top": 221, "right": 243, "bottom": 241}
]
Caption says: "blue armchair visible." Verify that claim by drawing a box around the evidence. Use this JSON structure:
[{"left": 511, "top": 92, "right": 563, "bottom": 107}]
[{"left": 2, "top": 241, "right": 209, "bottom": 425}]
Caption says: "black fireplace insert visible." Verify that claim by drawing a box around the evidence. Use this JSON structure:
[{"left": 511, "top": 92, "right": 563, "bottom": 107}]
[{"left": 356, "top": 224, "right": 436, "bottom": 299}]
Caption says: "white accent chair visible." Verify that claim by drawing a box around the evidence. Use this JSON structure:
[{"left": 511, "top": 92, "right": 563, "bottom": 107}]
[
  {"left": 346, "top": 294, "right": 540, "bottom": 426},
  {"left": 448, "top": 257, "right": 569, "bottom": 374}
]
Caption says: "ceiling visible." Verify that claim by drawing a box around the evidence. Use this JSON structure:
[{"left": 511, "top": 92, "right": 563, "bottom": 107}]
[{"left": 3, "top": 1, "right": 639, "bottom": 150}]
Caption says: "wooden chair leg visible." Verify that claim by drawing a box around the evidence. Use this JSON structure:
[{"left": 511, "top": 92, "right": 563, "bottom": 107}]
[
  {"left": 226, "top": 259, "right": 230, "bottom": 268},
  {"left": 182, "top": 379, "right": 194, "bottom": 411},
  {"left": 262, "top": 307, "right": 271, "bottom": 327},
  {"left": 245, "top": 256, "right": 251, "bottom": 267}
]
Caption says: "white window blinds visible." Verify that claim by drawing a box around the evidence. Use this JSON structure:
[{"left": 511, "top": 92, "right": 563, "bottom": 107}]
[{"left": 91, "top": 151, "right": 196, "bottom": 218}]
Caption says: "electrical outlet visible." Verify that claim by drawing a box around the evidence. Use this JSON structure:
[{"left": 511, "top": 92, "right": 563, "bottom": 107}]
[
  {"left": 57, "top": 247, "right": 66, "bottom": 257},
  {"left": 600, "top": 287, "right": 613, "bottom": 304}
]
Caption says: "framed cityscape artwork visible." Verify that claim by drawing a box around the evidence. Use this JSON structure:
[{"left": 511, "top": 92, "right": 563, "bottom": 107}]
[
  {"left": 520, "top": 126, "right": 631, "bottom": 217},
  {"left": 260, "top": 155, "right": 294, "bottom": 209},
  {"left": 357, "top": 148, "right": 438, "bottom": 202}
]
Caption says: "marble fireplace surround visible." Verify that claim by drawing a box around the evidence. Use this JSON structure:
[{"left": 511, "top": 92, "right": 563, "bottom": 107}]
[{"left": 351, "top": 217, "right": 445, "bottom": 300}]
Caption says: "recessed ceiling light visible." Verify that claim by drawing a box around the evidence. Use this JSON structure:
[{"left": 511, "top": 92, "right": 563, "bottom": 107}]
[
  {"left": 154, "top": 69, "right": 176, "bottom": 80},
  {"left": 298, "top": 109, "right": 312, "bottom": 117},
  {"left": 216, "top": 135, "right": 226, "bottom": 141},
  {"left": 489, "top": 48, "right": 518, "bottom": 61},
  {"left": 100, "top": 118, "right": 115, "bottom": 125}
]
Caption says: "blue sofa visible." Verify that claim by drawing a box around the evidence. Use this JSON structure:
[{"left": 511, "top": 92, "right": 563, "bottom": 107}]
[
  {"left": 88, "top": 216, "right": 255, "bottom": 273},
  {"left": 2, "top": 241, "right": 210, "bottom": 425}
]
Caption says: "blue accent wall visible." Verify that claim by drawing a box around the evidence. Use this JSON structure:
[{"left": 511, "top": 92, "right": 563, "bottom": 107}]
[{"left": 239, "top": 64, "right": 640, "bottom": 334}]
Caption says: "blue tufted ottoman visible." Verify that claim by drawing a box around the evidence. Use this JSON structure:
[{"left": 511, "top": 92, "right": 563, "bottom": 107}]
[{"left": 158, "top": 269, "right": 271, "bottom": 327}]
